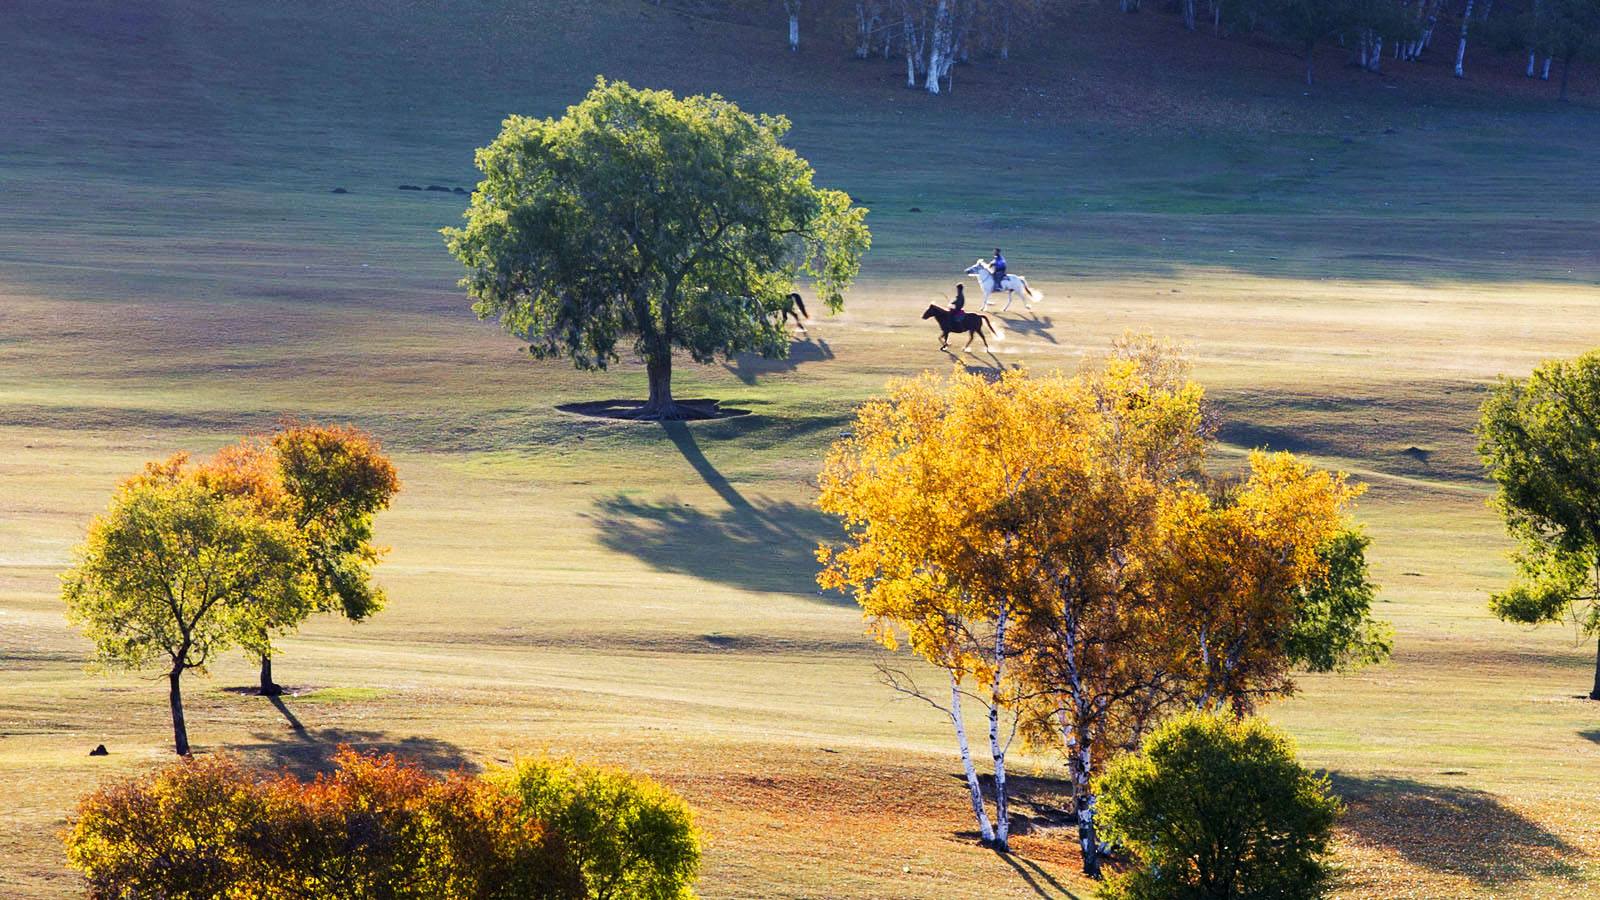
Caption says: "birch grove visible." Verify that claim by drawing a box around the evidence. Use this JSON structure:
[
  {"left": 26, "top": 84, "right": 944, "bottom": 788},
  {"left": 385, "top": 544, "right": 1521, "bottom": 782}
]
[
  {"left": 748, "top": 0, "right": 1593, "bottom": 98},
  {"left": 819, "top": 337, "right": 1390, "bottom": 877}
]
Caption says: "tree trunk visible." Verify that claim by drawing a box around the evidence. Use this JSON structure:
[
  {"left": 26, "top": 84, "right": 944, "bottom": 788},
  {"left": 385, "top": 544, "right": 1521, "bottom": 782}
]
[
  {"left": 1305, "top": 39, "right": 1316, "bottom": 86},
  {"left": 1589, "top": 637, "right": 1600, "bottom": 700},
  {"left": 169, "top": 669, "right": 190, "bottom": 756},
  {"left": 1527, "top": 49, "right": 1537, "bottom": 77},
  {"left": 1542, "top": 56, "right": 1552, "bottom": 80},
  {"left": 789, "top": 13, "right": 800, "bottom": 51},
  {"left": 1069, "top": 726, "right": 1101, "bottom": 876},
  {"left": 1183, "top": 0, "right": 1197, "bottom": 30},
  {"left": 642, "top": 353, "right": 678, "bottom": 418},
  {"left": 904, "top": 13, "right": 918, "bottom": 86},
  {"left": 948, "top": 676, "right": 996, "bottom": 844},
  {"left": 926, "top": 0, "right": 951, "bottom": 95},
  {"left": 259, "top": 653, "right": 283, "bottom": 696},
  {"left": 988, "top": 604, "right": 1011, "bottom": 852},
  {"left": 1454, "top": 0, "right": 1473, "bottom": 77}
]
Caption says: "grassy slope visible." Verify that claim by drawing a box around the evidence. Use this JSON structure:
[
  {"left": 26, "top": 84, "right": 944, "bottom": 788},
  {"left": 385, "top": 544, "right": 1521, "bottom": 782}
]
[{"left": 2, "top": 1, "right": 1600, "bottom": 896}]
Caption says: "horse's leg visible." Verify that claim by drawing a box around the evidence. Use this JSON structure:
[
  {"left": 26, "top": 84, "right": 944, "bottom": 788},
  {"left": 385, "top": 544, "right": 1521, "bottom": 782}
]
[
  {"left": 964, "top": 331, "right": 975, "bottom": 351},
  {"left": 976, "top": 326, "right": 990, "bottom": 350},
  {"left": 1001, "top": 287, "right": 1014, "bottom": 313}
]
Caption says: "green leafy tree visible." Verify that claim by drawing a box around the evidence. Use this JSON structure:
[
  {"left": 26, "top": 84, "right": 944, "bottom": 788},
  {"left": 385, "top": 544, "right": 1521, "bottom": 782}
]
[
  {"left": 1479, "top": 350, "right": 1600, "bottom": 698},
  {"left": 443, "top": 77, "right": 870, "bottom": 420},
  {"left": 1095, "top": 711, "right": 1342, "bottom": 900},
  {"left": 61, "top": 459, "right": 308, "bottom": 754},
  {"left": 496, "top": 756, "right": 702, "bottom": 900},
  {"left": 1287, "top": 529, "right": 1393, "bottom": 674}
]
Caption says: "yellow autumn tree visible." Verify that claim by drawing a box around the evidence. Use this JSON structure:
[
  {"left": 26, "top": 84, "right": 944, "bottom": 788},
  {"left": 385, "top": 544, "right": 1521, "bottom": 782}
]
[
  {"left": 818, "top": 335, "right": 1383, "bottom": 878},
  {"left": 1154, "top": 452, "right": 1363, "bottom": 714}
]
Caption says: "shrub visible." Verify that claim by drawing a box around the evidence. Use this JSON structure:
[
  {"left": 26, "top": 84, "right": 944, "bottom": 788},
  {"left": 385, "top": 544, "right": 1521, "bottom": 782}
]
[
  {"left": 65, "top": 748, "right": 583, "bottom": 900},
  {"left": 497, "top": 756, "right": 703, "bottom": 900},
  {"left": 1094, "top": 712, "right": 1342, "bottom": 900},
  {"left": 64, "top": 755, "right": 265, "bottom": 900}
]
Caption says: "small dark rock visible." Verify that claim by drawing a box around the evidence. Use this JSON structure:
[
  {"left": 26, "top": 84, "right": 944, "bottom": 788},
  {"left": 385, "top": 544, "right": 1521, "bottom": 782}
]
[
  {"left": 1341, "top": 137, "right": 1355, "bottom": 144},
  {"left": 452, "top": 186, "right": 468, "bottom": 194},
  {"left": 1383, "top": 127, "right": 1398, "bottom": 135},
  {"left": 909, "top": 207, "right": 922, "bottom": 213},
  {"left": 330, "top": 187, "right": 349, "bottom": 194},
  {"left": 425, "top": 184, "right": 452, "bottom": 192},
  {"left": 398, "top": 184, "right": 422, "bottom": 191},
  {"left": 89, "top": 744, "right": 108, "bottom": 756}
]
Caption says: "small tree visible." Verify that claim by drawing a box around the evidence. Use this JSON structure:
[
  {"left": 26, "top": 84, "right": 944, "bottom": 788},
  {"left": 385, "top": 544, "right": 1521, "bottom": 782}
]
[
  {"left": 496, "top": 756, "right": 702, "bottom": 900},
  {"left": 1095, "top": 712, "right": 1342, "bottom": 900},
  {"left": 1479, "top": 351, "right": 1600, "bottom": 699},
  {"left": 444, "top": 78, "right": 870, "bottom": 420},
  {"left": 198, "top": 424, "right": 399, "bottom": 695},
  {"left": 61, "top": 460, "right": 307, "bottom": 754},
  {"left": 262, "top": 423, "right": 398, "bottom": 694}
]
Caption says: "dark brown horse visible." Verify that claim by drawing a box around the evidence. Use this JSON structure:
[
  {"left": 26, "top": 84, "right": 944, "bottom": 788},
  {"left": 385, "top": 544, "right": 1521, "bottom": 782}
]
[
  {"left": 923, "top": 304, "right": 996, "bottom": 351},
  {"left": 780, "top": 292, "right": 810, "bottom": 333}
]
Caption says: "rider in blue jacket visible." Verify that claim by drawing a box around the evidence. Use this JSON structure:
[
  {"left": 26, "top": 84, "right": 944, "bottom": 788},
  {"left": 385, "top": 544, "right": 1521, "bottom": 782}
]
[{"left": 990, "top": 248, "right": 1007, "bottom": 285}]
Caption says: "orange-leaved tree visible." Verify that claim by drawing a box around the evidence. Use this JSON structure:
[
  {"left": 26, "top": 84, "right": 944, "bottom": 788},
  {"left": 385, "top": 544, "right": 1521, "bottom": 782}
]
[{"left": 199, "top": 423, "right": 399, "bottom": 695}]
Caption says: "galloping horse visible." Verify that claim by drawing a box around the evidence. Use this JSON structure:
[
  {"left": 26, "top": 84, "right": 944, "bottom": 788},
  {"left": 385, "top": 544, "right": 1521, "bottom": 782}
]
[
  {"left": 965, "top": 260, "right": 1042, "bottom": 312},
  {"left": 779, "top": 292, "right": 810, "bottom": 333},
  {"left": 923, "top": 304, "right": 998, "bottom": 351}
]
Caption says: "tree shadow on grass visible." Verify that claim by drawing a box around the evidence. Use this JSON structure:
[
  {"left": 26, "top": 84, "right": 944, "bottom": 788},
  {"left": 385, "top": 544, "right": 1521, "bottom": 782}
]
[
  {"left": 1579, "top": 728, "right": 1600, "bottom": 745},
  {"left": 723, "top": 338, "right": 835, "bottom": 385},
  {"left": 234, "top": 697, "right": 477, "bottom": 777},
  {"left": 591, "top": 421, "right": 844, "bottom": 602},
  {"left": 1329, "top": 773, "right": 1584, "bottom": 884}
]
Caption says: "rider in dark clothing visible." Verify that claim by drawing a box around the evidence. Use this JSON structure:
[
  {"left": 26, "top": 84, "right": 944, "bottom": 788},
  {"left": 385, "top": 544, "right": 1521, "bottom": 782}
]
[
  {"left": 950, "top": 284, "right": 967, "bottom": 325},
  {"left": 990, "top": 248, "right": 1007, "bottom": 286}
]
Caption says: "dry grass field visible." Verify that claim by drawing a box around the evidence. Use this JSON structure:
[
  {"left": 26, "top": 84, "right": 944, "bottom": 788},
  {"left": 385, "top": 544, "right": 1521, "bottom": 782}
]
[{"left": 3, "top": 1, "right": 1600, "bottom": 897}]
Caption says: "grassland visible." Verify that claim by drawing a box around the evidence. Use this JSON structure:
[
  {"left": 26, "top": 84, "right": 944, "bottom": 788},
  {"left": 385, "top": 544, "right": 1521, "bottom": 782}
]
[{"left": 3, "top": 1, "right": 1600, "bottom": 897}]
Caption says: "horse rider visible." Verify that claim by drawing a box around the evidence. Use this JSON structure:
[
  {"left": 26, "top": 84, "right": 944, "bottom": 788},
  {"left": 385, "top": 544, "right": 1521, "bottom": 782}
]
[
  {"left": 950, "top": 284, "right": 968, "bottom": 326},
  {"left": 989, "top": 248, "right": 1007, "bottom": 286}
]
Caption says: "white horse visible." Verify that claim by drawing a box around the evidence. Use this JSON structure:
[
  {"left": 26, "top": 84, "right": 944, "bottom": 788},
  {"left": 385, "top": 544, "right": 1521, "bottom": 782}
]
[{"left": 965, "top": 260, "right": 1042, "bottom": 312}]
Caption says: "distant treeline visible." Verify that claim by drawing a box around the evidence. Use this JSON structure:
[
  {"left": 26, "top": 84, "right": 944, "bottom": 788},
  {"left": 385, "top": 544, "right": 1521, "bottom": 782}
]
[{"left": 657, "top": 0, "right": 1598, "bottom": 97}]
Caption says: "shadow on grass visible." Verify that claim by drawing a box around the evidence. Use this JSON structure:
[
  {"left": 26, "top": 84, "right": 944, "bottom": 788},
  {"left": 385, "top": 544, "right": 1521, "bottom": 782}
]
[
  {"left": 1000, "top": 313, "right": 1058, "bottom": 345},
  {"left": 591, "top": 420, "right": 845, "bottom": 601},
  {"left": 1581, "top": 728, "right": 1600, "bottom": 744},
  {"left": 1330, "top": 773, "right": 1583, "bottom": 884},
  {"left": 941, "top": 347, "right": 1019, "bottom": 380},
  {"left": 997, "top": 852, "right": 1082, "bottom": 899},
  {"left": 237, "top": 697, "right": 477, "bottom": 777},
  {"left": 723, "top": 338, "right": 835, "bottom": 385}
]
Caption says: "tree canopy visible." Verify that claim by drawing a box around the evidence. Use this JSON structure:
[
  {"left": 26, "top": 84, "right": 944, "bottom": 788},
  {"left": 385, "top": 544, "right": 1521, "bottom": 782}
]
[
  {"left": 1479, "top": 350, "right": 1600, "bottom": 698},
  {"left": 443, "top": 77, "right": 870, "bottom": 419},
  {"left": 62, "top": 460, "right": 308, "bottom": 754},
  {"left": 817, "top": 337, "right": 1387, "bottom": 875}
]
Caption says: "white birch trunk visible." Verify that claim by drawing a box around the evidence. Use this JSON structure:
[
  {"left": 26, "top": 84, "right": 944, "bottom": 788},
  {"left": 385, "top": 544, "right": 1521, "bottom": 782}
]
[
  {"left": 925, "top": 0, "right": 952, "bottom": 95},
  {"left": 987, "top": 602, "right": 1011, "bottom": 850},
  {"left": 789, "top": 13, "right": 800, "bottom": 51},
  {"left": 1542, "top": 56, "right": 1552, "bottom": 79},
  {"left": 1527, "top": 49, "right": 1537, "bottom": 76},
  {"left": 1454, "top": 0, "right": 1473, "bottom": 77},
  {"left": 949, "top": 674, "right": 996, "bottom": 844},
  {"left": 1371, "top": 34, "right": 1383, "bottom": 71},
  {"left": 903, "top": 10, "right": 918, "bottom": 87}
]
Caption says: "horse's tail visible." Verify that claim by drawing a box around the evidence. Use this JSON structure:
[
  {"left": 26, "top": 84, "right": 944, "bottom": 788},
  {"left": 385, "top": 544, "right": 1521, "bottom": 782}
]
[
  {"left": 791, "top": 292, "right": 810, "bottom": 319},
  {"left": 1021, "top": 277, "right": 1043, "bottom": 304},
  {"left": 983, "top": 315, "right": 1004, "bottom": 341}
]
